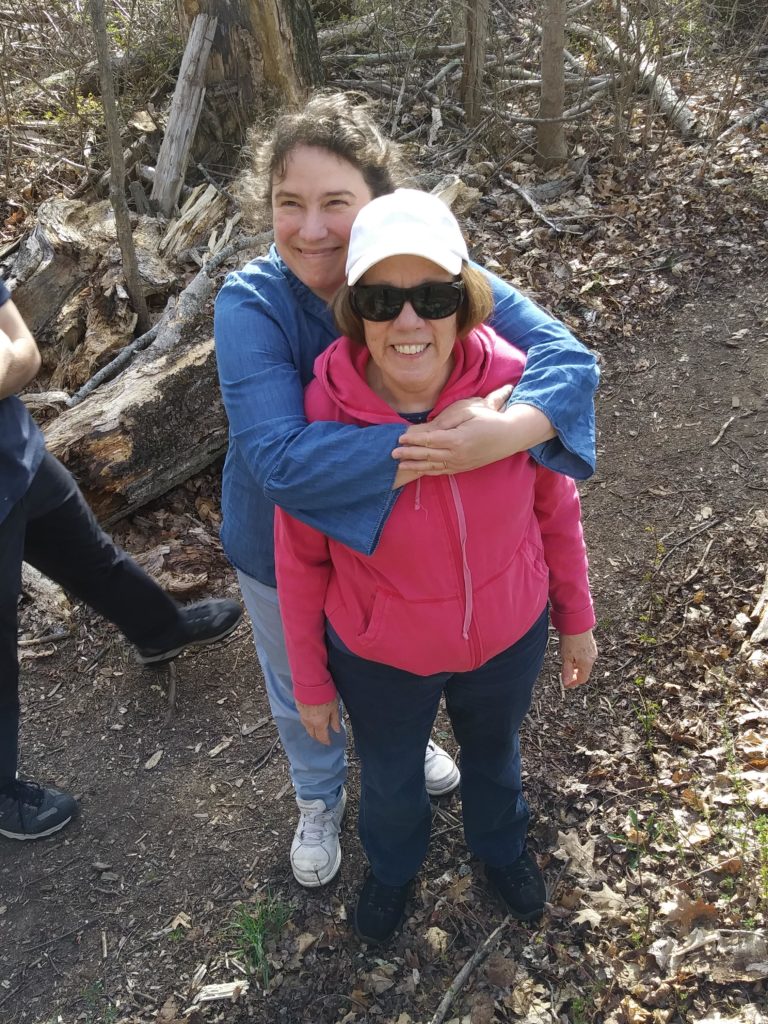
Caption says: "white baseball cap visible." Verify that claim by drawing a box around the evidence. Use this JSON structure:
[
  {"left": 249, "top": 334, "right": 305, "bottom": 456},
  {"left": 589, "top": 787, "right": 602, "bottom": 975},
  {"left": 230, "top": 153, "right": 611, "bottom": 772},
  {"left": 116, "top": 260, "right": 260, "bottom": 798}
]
[{"left": 346, "top": 188, "right": 469, "bottom": 285}]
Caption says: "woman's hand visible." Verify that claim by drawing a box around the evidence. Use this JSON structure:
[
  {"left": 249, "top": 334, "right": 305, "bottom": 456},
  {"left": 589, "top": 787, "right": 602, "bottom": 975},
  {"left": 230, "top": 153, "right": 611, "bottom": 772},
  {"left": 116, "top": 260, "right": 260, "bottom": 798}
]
[
  {"left": 559, "top": 630, "right": 597, "bottom": 689},
  {"left": 295, "top": 698, "right": 341, "bottom": 745},
  {"left": 392, "top": 387, "right": 556, "bottom": 479}
]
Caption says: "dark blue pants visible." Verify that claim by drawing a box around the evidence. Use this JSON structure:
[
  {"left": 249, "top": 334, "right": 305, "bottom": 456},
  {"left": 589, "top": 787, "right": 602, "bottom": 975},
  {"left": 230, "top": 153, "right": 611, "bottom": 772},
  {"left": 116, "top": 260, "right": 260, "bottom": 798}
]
[
  {"left": 329, "top": 608, "right": 549, "bottom": 886},
  {"left": 0, "top": 452, "right": 182, "bottom": 783}
]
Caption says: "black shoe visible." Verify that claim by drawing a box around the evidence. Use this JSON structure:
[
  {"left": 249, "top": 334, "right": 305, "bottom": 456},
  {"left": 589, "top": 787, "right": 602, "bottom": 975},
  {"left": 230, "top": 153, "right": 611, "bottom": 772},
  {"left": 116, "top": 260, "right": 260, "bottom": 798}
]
[
  {"left": 354, "top": 872, "right": 411, "bottom": 945},
  {"left": 136, "top": 598, "right": 243, "bottom": 665},
  {"left": 0, "top": 779, "right": 78, "bottom": 840},
  {"left": 485, "top": 849, "right": 546, "bottom": 922}
]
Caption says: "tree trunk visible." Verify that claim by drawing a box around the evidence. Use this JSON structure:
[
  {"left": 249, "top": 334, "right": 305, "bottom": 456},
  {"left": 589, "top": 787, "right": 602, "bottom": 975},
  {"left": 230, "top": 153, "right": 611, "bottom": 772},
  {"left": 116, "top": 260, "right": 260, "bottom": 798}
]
[
  {"left": 461, "top": 0, "right": 489, "bottom": 125},
  {"left": 88, "top": 0, "right": 150, "bottom": 331},
  {"left": 177, "top": 0, "right": 323, "bottom": 163},
  {"left": 537, "top": 0, "right": 568, "bottom": 167}
]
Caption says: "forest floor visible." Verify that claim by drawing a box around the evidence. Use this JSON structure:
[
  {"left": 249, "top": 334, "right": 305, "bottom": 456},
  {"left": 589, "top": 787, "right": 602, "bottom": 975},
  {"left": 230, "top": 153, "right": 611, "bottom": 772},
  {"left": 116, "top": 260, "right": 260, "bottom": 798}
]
[{"left": 1, "top": 269, "right": 767, "bottom": 1024}]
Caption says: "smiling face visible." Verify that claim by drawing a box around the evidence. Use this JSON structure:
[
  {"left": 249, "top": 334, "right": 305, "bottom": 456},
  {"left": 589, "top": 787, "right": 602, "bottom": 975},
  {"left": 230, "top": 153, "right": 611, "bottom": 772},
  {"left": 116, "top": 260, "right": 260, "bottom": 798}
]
[
  {"left": 361, "top": 255, "right": 459, "bottom": 414},
  {"left": 271, "top": 145, "right": 374, "bottom": 301}
]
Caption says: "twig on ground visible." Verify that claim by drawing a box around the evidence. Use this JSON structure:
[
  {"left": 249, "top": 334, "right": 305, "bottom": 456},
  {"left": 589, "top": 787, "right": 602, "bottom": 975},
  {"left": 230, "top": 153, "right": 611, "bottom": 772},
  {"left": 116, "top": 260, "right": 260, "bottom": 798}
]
[
  {"left": 252, "top": 736, "right": 280, "bottom": 773},
  {"left": 18, "top": 630, "right": 70, "bottom": 646},
  {"left": 656, "top": 518, "right": 724, "bottom": 572},
  {"left": 683, "top": 537, "right": 716, "bottom": 584},
  {"left": 710, "top": 415, "right": 736, "bottom": 446},
  {"left": 163, "top": 661, "right": 177, "bottom": 728},
  {"left": 429, "top": 916, "right": 511, "bottom": 1024}
]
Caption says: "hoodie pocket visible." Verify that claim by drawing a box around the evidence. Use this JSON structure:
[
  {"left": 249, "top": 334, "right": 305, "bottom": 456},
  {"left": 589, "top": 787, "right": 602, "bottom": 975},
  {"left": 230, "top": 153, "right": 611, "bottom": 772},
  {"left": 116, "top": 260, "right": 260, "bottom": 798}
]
[{"left": 356, "top": 587, "right": 389, "bottom": 645}]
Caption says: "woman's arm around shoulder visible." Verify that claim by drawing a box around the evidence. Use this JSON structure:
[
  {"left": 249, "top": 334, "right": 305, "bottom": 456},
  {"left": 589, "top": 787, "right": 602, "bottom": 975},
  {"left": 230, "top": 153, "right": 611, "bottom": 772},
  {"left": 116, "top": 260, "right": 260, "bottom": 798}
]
[
  {"left": 486, "top": 268, "right": 599, "bottom": 478},
  {"left": 214, "top": 265, "right": 403, "bottom": 554}
]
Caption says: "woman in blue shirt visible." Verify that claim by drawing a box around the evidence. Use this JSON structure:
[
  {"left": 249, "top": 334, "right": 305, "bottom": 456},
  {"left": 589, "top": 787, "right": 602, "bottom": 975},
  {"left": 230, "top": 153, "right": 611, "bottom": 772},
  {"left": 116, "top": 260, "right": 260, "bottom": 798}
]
[{"left": 214, "top": 92, "right": 599, "bottom": 892}]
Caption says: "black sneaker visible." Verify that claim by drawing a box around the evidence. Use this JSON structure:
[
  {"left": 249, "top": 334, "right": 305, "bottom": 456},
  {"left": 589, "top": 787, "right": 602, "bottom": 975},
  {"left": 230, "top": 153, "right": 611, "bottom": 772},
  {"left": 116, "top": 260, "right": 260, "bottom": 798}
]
[
  {"left": 0, "top": 779, "right": 78, "bottom": 840},
  {"left": 354, "top": 872, "right": 411, "bottom": 945},
  {"left": 136, "top": 598, "right": 243, "bottom": 665},
  {"left": 485, "top": 849, "right": 546, "bottom": 922}
]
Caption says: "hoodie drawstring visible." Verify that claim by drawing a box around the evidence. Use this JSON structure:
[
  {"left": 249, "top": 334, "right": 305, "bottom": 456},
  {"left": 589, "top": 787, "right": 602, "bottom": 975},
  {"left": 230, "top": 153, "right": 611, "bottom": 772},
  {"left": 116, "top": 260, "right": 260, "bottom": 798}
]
[{"left": 448, "top": 476, "right": 473, "bottom": 640}]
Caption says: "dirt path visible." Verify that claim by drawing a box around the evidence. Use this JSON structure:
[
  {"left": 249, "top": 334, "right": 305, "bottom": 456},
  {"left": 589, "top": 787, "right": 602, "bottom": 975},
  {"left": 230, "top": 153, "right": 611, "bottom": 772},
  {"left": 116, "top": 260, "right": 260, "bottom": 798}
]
[{"left": 1, "top": 277, "right": 766, "bottom": 1024}]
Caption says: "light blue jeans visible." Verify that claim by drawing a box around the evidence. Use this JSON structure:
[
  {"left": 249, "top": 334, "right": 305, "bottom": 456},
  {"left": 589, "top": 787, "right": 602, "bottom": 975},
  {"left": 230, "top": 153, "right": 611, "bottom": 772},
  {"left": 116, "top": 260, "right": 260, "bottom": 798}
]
[{"left": 236, "top": 570, "right": 347, "bottom": 808}]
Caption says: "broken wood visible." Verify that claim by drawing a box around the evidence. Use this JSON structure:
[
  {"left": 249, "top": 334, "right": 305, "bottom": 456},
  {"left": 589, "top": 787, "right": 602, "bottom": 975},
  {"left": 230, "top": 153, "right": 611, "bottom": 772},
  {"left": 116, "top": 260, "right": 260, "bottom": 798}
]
[
  {"left": 159, "top": 183, "right": 228, "bottom": 258},
  {"left": 151, "top": 13, "right": 217, "bottom": 218}
]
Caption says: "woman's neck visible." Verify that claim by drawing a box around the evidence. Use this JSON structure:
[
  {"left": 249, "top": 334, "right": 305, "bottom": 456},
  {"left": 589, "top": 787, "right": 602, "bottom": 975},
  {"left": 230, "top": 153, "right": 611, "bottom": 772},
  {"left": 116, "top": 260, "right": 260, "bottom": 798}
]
[{"left": 365, "top": 357, "right": 454, "bottom": 414}]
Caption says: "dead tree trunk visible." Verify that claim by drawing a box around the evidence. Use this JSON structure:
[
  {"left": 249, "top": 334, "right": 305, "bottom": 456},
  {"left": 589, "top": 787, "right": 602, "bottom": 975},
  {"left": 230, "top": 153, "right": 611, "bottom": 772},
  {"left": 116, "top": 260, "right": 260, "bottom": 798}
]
[
  {"left": 537, "top": 0, "right": 568, "bottom": 167},
  {"left": 461, "top": 0, "right": 489, "bottom": 125},
  {"left": 151, "top": 13, "right": 218, "bottom": 217},
  {"left": 176, "top": 0, "right": 323, "bottom": 163}
]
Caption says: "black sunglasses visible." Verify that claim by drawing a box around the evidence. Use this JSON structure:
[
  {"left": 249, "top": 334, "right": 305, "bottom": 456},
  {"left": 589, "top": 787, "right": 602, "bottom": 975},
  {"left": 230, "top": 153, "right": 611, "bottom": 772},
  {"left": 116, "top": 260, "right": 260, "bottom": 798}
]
[{"left": 350, "top": 280, "right": 464, "bottom": 322}]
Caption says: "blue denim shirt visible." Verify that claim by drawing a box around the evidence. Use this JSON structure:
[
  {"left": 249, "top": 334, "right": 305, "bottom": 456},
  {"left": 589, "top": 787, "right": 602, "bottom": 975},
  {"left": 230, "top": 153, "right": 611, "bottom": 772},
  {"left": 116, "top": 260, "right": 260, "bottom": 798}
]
[
  {"left": 0, "top": 277, "right": 45, "bottom": 526},
  {"left": 213, "top": 247, "right": 598, "bottom": 586}
]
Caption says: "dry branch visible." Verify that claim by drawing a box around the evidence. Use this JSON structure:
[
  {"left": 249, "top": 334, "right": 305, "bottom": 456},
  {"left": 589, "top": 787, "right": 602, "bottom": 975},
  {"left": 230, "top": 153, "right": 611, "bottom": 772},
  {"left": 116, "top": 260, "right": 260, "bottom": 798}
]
[
  {"left": 317, "top": 13, "right": 376, "bottom": 49},
  {"left": 429, "top": 916, "right": 511, "bottom": 1024},
  {"left": 569, "top": 20, "right": 696, "bottom": 137}
]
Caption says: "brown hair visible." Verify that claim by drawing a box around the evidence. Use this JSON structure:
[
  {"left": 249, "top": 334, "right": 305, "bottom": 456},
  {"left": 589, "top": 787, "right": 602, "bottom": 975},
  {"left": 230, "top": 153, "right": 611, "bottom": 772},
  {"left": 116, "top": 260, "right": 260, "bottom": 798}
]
[
  {"left": 236, "top": 92, "right": 405, "bottom": 227},
  {"left": 332, "top": 263, "right": 494, "bottom": 345}
]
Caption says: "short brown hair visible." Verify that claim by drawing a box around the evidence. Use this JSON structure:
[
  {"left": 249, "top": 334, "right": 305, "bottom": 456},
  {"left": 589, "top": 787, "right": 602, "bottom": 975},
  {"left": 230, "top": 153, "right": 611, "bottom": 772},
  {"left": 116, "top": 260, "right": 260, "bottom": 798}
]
[
  {"left": 332, "top": 263, "right": 494, "bottom": 345},
  {"left": 237, "top": 92, "right": 405, "bottom": 227}
]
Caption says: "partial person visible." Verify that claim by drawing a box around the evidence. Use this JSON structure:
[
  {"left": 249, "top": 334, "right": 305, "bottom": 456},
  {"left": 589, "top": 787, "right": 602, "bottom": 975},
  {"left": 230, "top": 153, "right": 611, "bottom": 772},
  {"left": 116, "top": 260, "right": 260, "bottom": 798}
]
[
  {"left": 275, "top": 189, "right": 597, "bottom": 944},
  {"left": 0, "top": 277, "right": 242, "bottom": 841},
  {"left": 214, "top": 92, "right": 599, "bottom": 890}
]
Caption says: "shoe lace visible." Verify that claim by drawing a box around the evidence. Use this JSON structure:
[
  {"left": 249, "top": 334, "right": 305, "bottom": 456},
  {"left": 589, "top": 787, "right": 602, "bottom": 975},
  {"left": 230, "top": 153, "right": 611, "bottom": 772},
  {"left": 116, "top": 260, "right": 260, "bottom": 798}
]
[
  {"left": 1, "top": 779, "right": 44, "bottom": 811},
  {"left": 297, "top": 805, "right": 337, "bottom": 846}
]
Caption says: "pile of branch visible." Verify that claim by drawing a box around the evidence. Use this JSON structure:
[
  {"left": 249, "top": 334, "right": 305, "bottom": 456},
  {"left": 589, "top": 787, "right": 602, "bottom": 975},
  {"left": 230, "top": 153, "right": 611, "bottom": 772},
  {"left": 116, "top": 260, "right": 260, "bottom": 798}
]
[{"left": 0, "top": 1, "right": 745, "bottom": 527}]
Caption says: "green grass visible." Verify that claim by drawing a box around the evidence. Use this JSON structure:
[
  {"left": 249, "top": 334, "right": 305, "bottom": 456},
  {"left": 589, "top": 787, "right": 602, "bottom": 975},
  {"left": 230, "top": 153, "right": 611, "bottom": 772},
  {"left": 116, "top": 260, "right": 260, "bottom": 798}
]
[{"left": 230, "top": 893, "right": 293, "bottom": 987}]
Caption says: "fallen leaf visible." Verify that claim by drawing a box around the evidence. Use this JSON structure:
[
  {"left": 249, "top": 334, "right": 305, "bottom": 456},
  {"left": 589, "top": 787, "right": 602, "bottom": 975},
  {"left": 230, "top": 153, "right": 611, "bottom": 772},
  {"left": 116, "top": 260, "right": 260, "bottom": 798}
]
[
  {"left": 661, "top": 896, "right": 718, "bottom": 936},
  {"left": 424, "top": 926, "right": 450, "bottom": 955},
  {"left": 553, "top": 830, "right": 597, "bottom": 878},
  {"left": 144, "top": 749, "right": 163, "bottom": 770},
  {"left": 296, "top": 931, "right": 320, "bottom": 956}
]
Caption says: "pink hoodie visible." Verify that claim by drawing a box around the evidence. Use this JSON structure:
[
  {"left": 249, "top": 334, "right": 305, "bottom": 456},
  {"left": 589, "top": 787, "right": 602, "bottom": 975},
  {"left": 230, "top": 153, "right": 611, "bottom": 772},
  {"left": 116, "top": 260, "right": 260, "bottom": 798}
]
[{"left": 274, "top": 325, "right": 595, "bottom": 706}]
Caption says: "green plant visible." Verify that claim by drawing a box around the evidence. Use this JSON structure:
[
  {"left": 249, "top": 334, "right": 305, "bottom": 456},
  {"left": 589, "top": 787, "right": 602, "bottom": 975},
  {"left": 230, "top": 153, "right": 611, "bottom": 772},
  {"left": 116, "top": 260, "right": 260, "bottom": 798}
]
[
  {"left": 632, "top": 676, "right": 661, "bottom": 749},
  {"left": 570, "top": 995, "right": 590, "bottom": 1024},
  {"left": 756, "top": 815, "right": 768, "bottom": 908},
  {"left": 230, "top": 893, "right": 292, "bottom": 987}
]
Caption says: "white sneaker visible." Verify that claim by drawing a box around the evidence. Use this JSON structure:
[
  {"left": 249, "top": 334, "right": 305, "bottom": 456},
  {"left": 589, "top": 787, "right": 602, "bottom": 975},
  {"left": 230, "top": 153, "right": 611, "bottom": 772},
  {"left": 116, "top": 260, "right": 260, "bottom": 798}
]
[
  {"left": 424, "top": 740, "right": 460, "bottom": 796},
  {"left": 290, "top": 788, "right": 347, "bottom": 887}
]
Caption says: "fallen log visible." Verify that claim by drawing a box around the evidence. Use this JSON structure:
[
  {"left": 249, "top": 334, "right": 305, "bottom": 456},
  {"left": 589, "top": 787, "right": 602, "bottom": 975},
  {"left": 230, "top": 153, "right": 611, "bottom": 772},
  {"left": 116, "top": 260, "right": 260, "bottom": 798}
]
[
  {"left": 44, "top": 335, "right": 227, "bottom": 526},
  {"left": 569, "top": 20, "right": 697, "bottom": 137}
]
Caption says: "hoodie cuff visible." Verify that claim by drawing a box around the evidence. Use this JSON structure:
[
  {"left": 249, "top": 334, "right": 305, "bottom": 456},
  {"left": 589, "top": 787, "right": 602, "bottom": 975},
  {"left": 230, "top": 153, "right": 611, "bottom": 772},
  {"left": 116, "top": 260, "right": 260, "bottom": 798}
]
[
  {"left": 293, "top": 676, "right": 338, "bottom": 706},
  {"left": 550, "top": 606, "right": 596, "bottom": 636}
]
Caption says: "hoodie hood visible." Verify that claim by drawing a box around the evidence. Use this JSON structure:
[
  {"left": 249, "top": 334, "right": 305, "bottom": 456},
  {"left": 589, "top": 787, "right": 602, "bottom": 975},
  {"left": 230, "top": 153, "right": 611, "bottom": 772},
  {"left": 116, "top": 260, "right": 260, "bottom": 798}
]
[{"left": 312, "top": 324, "right": 509, "bottom": 425}]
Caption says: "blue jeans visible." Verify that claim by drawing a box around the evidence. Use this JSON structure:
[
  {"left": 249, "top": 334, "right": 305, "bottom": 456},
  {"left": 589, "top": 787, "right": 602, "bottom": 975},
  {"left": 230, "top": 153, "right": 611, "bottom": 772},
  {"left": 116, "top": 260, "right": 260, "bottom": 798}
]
[
  {"left": 329, "top": 608, "right": 549, "bottom": 886},
  {"left": 236, "top": 571, "right": 347, "bottom": 808},
  {"left": 0, "top": 452, "right": 182, "bottom": 783}
]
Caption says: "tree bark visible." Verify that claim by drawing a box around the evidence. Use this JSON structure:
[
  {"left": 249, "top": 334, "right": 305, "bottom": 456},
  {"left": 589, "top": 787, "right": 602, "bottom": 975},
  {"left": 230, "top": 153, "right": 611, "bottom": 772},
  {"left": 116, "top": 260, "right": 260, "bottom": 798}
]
[
  {"left": 44, "top": 337, "right": 227, "bottom": 525},
  {"left": 176, "top": 0, "right": 323, "bottom": 160},
  {"left": 537, "top": 0, "right": 568, "bottom": 166},
  {"left": 461, "top": 0, "right": 489, "bottom": 126},
  {"left": 88, "top": 0, "right": 150, "bottom": 332}
]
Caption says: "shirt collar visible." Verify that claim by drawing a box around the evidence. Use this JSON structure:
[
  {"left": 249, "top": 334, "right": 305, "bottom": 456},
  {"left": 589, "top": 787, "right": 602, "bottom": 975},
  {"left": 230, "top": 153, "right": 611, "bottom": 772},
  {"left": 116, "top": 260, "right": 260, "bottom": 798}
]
[{"left": 268, "top": 244, "right": 335, "bottom": 322}]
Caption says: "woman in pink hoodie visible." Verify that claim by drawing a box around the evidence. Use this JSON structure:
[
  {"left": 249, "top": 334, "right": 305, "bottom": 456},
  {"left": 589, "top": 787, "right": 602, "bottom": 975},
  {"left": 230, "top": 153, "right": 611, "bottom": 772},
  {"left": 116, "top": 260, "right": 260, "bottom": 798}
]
[{"left": 274, "top": 189, "right": 597, "bottom": 945}]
